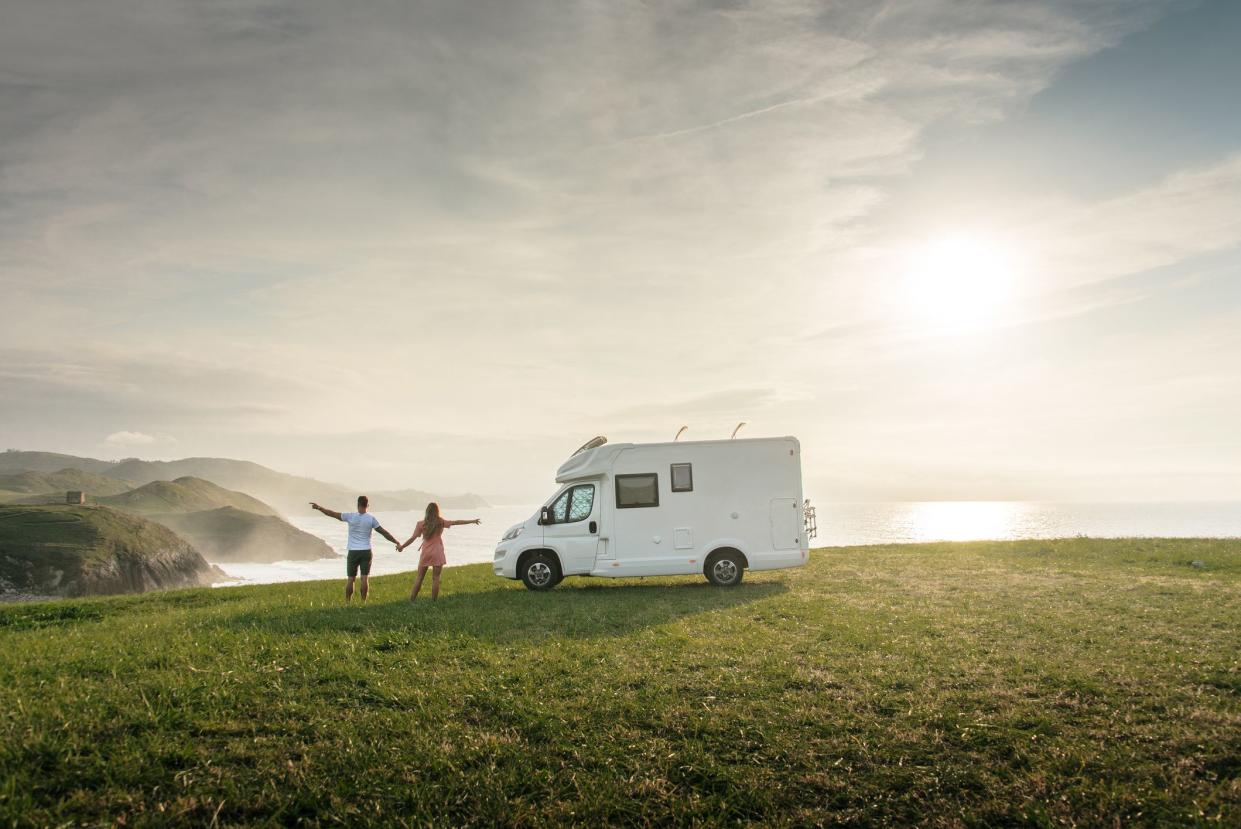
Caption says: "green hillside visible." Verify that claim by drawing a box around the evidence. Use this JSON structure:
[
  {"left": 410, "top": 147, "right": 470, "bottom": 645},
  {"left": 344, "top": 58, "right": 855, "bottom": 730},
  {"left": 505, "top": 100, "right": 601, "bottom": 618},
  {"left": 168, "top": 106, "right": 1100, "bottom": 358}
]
[
  {"left": 97, "top": 477, "right": 280, "bottom": 517},
  {"left": 154, "top": 507, "right": 336, "bottom": 563},
  {"left": 0, "top": 468, "right": 136, "bottom": 503},
  {"left": 0, "top": 505, "right": 221, "bottom": 598},
  {"left": 0, "top": 450, "right": 489, "bottom": 514},
  {"left": 0, "top": 450, "right": 115, "bottom": 475},
  {"left": 101, "top": 457, "right": 489, "bottom": 512},
  {"left": 0, "top": 538, "right": 1237, "bottom": 826}
]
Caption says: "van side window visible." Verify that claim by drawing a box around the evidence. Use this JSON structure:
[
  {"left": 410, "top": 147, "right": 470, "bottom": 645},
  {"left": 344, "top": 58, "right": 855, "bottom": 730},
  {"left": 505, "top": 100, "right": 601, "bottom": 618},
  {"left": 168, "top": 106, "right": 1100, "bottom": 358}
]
[
  {"left": 616, "top": 473, "right": 659, "bottom": 508},
  {"left": 568, "top": 485, "right": 595, "bottom": 522},
  {"left": 670, "top": 463, "right": 693, "bottom": 492}
]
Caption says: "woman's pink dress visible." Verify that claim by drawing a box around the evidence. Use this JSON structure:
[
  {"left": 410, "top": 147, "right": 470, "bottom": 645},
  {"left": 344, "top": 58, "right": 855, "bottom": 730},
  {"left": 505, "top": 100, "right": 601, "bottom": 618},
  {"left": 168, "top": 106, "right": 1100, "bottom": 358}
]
[{"left": 413, "top": 519, "right": 449, "bottom": 568}]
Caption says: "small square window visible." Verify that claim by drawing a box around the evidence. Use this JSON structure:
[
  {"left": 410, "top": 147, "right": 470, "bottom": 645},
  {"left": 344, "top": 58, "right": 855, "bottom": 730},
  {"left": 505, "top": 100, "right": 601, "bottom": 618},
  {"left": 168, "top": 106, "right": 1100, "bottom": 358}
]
[
  {"left": 671, "top": 463, "right": 693, "bottom": 492},
  {"left": 616, "top": 473, "right": 659, "bottom": 508}
]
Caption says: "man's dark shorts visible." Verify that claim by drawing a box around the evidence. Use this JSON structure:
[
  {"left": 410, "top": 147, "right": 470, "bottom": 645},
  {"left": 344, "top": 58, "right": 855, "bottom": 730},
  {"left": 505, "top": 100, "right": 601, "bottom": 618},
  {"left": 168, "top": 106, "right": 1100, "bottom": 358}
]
[{"left": 347, "top": 549, "right": 373, "bottom": 578}]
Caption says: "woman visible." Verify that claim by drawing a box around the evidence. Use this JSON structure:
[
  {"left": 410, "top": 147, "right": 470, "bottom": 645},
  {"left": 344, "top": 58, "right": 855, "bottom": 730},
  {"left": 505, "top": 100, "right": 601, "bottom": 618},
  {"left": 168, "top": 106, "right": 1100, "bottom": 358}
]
[{"left": 397, "top": 502, "right": 480, "bottom": 602}]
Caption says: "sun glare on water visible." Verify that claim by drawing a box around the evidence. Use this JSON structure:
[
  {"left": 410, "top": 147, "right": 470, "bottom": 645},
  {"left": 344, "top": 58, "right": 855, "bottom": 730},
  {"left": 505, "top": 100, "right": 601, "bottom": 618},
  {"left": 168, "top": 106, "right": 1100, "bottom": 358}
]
[
  {"left": 901, "top": 501, "right": 1021, "bottom": 542},
  {"left": 904, "top": 233, "right": 1021, "bottom": 333}
]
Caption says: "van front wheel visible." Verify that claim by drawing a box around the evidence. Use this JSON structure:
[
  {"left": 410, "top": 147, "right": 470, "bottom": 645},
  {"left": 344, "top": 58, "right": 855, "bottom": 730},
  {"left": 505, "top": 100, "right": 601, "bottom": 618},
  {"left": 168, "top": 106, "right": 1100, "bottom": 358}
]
[
  {"left": 705, "top": 551, "right": 744, "bottom": 587},
  {"left": 521, "top": 553, "right": 560, "bottom": 591}
]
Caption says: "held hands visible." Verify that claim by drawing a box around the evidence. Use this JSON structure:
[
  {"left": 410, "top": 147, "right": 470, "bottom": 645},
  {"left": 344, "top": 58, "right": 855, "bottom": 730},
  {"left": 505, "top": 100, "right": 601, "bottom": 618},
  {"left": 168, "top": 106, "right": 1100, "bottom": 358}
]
[{"left": 392, "top": 520, "right": 481, "bottom": 552}]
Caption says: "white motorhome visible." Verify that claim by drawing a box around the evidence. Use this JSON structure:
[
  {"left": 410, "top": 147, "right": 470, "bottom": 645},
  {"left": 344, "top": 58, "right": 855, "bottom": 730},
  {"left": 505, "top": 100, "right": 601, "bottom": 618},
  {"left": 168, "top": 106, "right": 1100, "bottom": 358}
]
[{"left": 493, "top": 436, "right": 812, "bottom": 590}]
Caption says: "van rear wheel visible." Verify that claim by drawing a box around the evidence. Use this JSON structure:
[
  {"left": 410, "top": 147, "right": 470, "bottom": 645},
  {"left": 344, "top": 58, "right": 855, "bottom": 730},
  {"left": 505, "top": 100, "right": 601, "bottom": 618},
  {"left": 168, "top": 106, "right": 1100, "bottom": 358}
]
[
  {"left": 521, "top": 552, "right": 560, "bottom": 591},
  {"left": 705, "top": 551, "right": 744, "bottom": 587}
]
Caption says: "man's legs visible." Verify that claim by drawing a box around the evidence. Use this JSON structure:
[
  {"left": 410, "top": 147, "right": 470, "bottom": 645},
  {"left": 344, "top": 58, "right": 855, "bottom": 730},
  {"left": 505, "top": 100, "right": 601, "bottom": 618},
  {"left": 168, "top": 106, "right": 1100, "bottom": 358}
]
[
  {"left": 346, "top": 550, "right": 372, "bottom": 603},
  {"left": 431, "top": 565, "right": 443, "bottom": 600},
  {"left": 346, "top": 551, "right": 360, "bottom": 602},
  {"left": 410, "top": 566, "right": 428, "bottom": 601}
]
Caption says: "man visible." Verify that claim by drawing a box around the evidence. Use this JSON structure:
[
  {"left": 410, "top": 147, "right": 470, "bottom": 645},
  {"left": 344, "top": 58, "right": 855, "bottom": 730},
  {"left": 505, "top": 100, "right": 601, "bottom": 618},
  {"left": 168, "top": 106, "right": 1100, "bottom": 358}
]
[{"left": 310, "top": 495, "right": 399, "bottom": 603}]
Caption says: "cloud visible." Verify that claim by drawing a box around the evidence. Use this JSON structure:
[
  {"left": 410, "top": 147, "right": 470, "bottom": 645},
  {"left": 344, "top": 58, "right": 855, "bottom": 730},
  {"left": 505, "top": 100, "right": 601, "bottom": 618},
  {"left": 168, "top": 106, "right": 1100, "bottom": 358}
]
[
  {"left": 6, "top": 0, "right": 1234, "bottom": 501},
  {"left": 604, "top": 388, "right": 781, "bottom": 423},
  {"left": 0, "top": 347, "right": 312, "bottom": 441},
  {"left": 0, "top": 1, "right": 1177, "bottom": 303},
  {"left": 103, "top": 430, "right": 166, "bottom": 447},
  {"left": 1036, "top": 152, "right": 1241, "bottom": 288}
]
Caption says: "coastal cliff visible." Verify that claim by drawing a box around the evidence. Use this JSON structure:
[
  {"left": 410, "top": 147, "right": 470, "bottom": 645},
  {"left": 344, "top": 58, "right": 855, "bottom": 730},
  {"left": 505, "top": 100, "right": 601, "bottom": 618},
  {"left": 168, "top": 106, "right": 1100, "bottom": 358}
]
[{"left": 0, "top": 506, "right": 223, "bottom": 598}]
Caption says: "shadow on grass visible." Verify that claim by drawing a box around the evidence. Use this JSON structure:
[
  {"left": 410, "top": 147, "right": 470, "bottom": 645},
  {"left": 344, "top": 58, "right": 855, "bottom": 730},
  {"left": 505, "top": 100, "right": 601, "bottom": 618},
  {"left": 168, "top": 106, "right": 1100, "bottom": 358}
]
[{"left": 222, "top": 578, "right": 788, "bottom": 642}]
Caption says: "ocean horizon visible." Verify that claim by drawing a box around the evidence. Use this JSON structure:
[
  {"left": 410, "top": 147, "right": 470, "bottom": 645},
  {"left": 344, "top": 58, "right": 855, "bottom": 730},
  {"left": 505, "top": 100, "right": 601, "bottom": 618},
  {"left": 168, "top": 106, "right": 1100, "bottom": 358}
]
[{"left": 211, "top": 500, "right": 1241, "bottom": 587}]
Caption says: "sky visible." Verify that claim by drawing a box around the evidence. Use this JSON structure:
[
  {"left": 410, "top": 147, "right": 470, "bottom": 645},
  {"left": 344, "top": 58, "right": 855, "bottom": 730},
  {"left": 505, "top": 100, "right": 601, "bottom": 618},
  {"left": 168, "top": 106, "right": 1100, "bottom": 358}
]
[{"left": 1, "top": 0, "right": 1239, "bottom": 503}]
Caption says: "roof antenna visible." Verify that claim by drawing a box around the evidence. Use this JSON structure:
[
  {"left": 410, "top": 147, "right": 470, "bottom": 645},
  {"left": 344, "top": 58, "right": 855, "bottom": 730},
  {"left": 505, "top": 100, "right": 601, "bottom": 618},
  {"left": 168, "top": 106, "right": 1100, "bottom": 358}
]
[
  {"left": 730, "top": 421, "right": 747, "bottom": 439},
  {"left": 674, "top": 426, "right": 688, "bottom": 442}
]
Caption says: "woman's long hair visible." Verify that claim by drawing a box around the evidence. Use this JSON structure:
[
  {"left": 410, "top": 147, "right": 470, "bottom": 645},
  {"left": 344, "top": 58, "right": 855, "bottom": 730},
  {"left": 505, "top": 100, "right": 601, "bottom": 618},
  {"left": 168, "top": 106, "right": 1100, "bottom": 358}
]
[{"left": 422, "top": 502, "right": 443, "bottom": 539}]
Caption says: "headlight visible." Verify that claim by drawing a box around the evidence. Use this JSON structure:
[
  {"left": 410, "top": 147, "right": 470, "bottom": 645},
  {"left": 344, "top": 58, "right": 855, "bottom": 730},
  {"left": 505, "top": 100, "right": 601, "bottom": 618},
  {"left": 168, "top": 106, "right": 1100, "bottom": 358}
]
[{"left": 502, "top": 525, "right": 524, "bottom": 541}]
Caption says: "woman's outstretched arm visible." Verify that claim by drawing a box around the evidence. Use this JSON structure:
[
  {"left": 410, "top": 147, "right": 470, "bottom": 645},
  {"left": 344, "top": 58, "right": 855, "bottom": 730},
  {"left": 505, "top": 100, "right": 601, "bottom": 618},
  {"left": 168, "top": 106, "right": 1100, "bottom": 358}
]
[
  {"left": 397, "top": 522, "right": 424, "bottom": 552},
  {"left": 445, "top": 518, "right": 482, "bottom": 526}
]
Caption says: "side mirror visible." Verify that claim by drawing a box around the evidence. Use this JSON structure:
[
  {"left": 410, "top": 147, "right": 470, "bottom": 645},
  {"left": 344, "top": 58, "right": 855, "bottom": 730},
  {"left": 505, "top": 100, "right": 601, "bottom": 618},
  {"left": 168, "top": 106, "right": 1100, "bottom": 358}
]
[{"left": 539, "top": 507, "right": 552, "bottom": 525}]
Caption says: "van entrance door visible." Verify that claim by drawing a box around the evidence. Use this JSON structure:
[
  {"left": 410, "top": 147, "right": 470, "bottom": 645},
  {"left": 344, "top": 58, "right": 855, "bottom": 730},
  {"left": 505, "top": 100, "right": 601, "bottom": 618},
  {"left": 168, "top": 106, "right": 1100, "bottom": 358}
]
[{"left": 542, "top": 483, "right": 599, "bottom": 576}]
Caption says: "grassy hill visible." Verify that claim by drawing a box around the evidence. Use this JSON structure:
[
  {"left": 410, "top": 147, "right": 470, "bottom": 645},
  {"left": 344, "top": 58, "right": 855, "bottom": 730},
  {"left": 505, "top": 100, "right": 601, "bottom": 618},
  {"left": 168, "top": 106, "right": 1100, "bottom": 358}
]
[
  {"left": 0, "top": 468, "right": 136, "bottom": 504},
  {"left": 0, "top": 450, "right": 489, "bottom": 514},
  {"left": 96, "top": 477, "right": 280, "bottom": 517},
  {"left": 96, "top": 479, "right": 332, "bottom": 564},
  {"left": 0, "top": 450, "right": 115, "bottom": 475},
  {"left": 0, "top": 538, "right": 1236, "bottom": 826},
  {"left": 102, "top": 457, "right": 489, "bottom": 513},
  {"left": 156, "top": 507, "right": 335, "bottom": 563},
  {"left": 0, "top": 505, "right": 222, "bottom": 598}
]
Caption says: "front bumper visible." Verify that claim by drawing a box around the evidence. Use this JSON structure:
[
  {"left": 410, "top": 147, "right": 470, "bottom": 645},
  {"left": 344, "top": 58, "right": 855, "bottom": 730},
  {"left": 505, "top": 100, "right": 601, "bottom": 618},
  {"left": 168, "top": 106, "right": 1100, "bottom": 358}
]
[{"left": 493, "top": 543, "right": 517, "bottom": 578}]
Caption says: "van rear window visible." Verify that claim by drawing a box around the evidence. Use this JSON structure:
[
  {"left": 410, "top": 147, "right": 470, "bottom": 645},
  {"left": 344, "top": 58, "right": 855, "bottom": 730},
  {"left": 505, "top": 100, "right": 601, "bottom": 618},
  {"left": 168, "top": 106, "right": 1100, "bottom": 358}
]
[{"left": 616, "top": 473, "right": 659, "bottom": 508}]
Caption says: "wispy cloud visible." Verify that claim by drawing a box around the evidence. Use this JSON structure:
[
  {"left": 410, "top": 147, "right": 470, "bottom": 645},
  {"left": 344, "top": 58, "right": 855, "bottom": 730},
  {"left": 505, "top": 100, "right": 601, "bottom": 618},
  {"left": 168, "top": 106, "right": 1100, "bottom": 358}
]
[{"left": 1036, "top": 152, "right": 1241, "bottom": 288}]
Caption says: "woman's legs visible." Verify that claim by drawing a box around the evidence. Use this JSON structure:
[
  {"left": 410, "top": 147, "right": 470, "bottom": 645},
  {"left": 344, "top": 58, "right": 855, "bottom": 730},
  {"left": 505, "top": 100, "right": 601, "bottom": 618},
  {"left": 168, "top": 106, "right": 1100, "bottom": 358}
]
[
  {"left": 431, "top": 565, "right": 443, "bottom": 600},
  {"left": 410, "top": 566, "right": 428, "bottom": 601}
]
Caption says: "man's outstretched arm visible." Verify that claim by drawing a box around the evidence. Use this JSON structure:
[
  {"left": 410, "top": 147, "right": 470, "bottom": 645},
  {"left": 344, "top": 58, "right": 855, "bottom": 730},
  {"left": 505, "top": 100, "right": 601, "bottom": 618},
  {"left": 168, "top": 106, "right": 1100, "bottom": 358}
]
[
  {"left": 310, "top": 502, "right": 342, "bottom": 520},
  {"left": 376, "top": 525, "right": 400, "bottom": 547}
]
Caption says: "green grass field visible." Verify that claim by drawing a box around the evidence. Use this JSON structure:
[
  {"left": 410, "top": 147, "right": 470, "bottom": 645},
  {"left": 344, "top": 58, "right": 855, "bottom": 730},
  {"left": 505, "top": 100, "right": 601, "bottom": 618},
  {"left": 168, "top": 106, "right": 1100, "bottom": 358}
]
[{"left": 1, "top": 538, "right": 1238, "bottom": 827}]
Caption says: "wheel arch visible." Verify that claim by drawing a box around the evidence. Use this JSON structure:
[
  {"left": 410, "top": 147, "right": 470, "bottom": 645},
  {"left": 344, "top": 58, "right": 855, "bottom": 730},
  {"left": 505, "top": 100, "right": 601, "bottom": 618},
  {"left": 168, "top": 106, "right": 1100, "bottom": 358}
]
[
  {"left": 704, "top": 544, "right": 749, "bottom": 569},
  {"left": 517, "top": 547, "right": 563, "bottom": 575}
]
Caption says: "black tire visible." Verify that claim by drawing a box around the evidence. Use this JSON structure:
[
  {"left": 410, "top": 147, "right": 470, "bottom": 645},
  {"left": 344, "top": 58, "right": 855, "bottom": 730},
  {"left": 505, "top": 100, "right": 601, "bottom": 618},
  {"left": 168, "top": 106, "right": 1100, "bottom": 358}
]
[
  {"left": 520, "top": 552, "right": 560, "bottom": 591},
  {"left": 705, "top": 550, "right": 744, "bottom": 587}
]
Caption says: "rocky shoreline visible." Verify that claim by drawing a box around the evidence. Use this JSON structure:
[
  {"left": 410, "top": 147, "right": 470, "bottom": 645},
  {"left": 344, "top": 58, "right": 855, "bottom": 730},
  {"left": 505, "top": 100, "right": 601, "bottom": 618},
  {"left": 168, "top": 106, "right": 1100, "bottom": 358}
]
[{"left": 0, "top": 590, "right": 60, "bottom": 604}]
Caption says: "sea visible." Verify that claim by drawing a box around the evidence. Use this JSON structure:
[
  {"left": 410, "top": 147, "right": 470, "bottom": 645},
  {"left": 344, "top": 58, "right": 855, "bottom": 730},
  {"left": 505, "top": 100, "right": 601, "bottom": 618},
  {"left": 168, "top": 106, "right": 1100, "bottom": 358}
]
[{"left": 211, "top": 501, "right": 1241, "bottom": 587}]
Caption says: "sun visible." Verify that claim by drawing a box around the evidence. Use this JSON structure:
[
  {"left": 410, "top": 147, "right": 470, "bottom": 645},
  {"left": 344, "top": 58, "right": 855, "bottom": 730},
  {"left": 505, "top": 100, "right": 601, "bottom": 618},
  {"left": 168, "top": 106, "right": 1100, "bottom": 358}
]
[{"left": 903, "top": 233, "right": 1021, "bottom": 333}]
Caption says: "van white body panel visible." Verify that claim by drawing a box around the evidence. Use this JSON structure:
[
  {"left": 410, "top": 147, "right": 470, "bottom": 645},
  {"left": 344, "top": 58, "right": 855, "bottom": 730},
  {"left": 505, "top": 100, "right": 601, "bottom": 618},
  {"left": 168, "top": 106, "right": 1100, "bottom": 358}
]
[{"left": 493, "top": 436, "right": 809, "bottom": 583}]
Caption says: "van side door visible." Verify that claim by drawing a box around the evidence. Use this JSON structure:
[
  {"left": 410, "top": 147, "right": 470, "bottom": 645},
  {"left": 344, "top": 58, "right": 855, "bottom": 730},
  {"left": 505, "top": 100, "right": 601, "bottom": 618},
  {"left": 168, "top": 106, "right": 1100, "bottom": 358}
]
[
  {"left": 612, "top": 471, "right": 683, "bottom": 576},
  {"left": 541, "top": 483, "right": 600, "bottom": 576}
]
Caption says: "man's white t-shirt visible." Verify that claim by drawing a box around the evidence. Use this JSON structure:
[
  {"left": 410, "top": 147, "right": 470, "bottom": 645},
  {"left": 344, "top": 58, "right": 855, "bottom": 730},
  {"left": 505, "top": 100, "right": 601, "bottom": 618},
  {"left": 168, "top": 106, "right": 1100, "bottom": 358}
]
[{"left": 341, "top": 511, "right": 381, "bottom": 551}]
